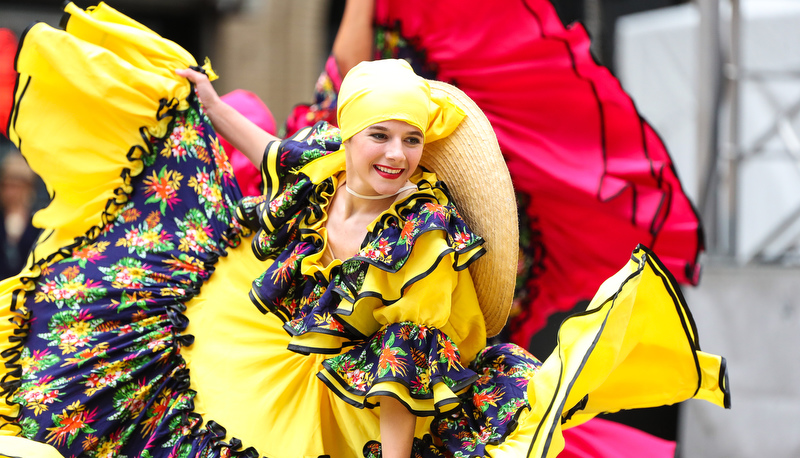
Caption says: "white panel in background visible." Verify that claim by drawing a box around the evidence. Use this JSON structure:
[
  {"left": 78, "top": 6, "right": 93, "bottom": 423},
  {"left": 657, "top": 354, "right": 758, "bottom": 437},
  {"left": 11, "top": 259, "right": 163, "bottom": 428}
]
[{"left": 616, "top": 1, "right": 800, "bottom": 263}]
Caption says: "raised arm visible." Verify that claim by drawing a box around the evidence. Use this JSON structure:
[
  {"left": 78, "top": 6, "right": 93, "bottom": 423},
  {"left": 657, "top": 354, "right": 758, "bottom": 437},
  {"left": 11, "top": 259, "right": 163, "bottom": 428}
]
[
  {"left": 175, "top": 68, "right": 278, "bottom": 167},
  {"left": 331, "top": 0, "right": 374, "bottom": 76}
]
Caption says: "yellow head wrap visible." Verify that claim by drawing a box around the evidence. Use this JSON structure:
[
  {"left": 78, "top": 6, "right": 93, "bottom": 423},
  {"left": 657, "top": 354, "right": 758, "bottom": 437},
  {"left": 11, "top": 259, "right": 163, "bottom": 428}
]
[{"left": 336, "top": 59, "right": 465, "bottom": 143}]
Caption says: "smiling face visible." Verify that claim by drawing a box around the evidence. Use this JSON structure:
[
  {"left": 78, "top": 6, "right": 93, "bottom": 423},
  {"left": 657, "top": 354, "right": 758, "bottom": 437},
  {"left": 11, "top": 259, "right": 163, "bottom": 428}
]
[{"left": 344, "top": 120, "right": 424, "bottom": 197}]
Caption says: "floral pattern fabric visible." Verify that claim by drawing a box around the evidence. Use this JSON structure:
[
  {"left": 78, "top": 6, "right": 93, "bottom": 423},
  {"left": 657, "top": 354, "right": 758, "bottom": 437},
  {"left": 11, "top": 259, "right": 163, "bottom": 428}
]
[
  {"left": 8, "top": 92, "right": 250, "bottom": 458},
  {"left": 361, "top": 343, "right": 542, "bottom": 458},
  {"left": 320, "top": 321, "right": 478, "bottom": 414}
]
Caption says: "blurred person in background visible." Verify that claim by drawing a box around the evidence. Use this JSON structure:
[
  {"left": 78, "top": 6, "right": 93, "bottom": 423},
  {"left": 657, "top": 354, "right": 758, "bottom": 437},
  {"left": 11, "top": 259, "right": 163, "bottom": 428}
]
[{"left": 0, "top": 151, "right": 39, "bottom": 279}]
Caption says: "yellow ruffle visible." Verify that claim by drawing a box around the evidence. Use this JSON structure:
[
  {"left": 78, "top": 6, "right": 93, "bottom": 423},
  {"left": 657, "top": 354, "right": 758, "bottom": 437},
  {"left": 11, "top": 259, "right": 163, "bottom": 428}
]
[
  {"left": 8, "top": 2, "right": 196, "bottom": 259},
  {"left": 0, "top": 272, "right": 34, "bottom": 432},
  {"left": 331, "top": 243, "right": 486, "bottom": 364},
  {"left": 285, "top": 237, "right": 485, "bottom": 362},
  {"left": 185, "top": 239, "right": 449, "bottom": 457},
  {"left": 488, "top": 245, "right": 730, "bottom": 458},
  {"left": 185, "top": 240, "right": 393, "bottom": 458},
  {"left": 0, "top": 1, "right": 199, "bottom": 433}
]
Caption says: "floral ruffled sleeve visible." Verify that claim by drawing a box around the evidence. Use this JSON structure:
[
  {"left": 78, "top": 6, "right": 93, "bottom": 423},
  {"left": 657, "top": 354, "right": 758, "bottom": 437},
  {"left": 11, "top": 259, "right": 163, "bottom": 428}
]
[
  {"left": 235, "top": 121, "right": 343, "bottom": 255},
  {"left": 319, "top": 324, "right": 477, "bottom": 415}
]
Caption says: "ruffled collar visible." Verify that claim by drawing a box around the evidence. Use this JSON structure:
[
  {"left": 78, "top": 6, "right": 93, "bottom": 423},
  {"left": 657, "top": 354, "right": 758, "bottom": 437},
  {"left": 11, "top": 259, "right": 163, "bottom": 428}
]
[{"left": 299, "top": 165, "right": 442, "bottom": 279}]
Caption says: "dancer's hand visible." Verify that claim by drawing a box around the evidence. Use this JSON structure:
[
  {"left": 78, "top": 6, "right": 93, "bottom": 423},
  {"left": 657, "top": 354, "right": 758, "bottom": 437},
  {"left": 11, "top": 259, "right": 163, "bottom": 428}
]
[
  {"left": 175, "top": 67, "right": 278, "bottom": 167},
  {"left": 175, "top": 67, "right": 221, "bottom": 111}
]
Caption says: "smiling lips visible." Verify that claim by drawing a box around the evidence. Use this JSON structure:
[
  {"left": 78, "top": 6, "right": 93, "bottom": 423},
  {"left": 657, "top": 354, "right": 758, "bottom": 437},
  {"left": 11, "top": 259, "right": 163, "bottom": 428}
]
[{"left": 374, "top": 164, "right": 404, "bottom": 179}]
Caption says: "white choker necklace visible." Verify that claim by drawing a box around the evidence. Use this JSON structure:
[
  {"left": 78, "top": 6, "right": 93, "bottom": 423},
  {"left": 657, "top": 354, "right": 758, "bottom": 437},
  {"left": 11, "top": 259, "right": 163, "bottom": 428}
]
[{"left": 344, "top": 184, "right": 417, "bottom": 200}]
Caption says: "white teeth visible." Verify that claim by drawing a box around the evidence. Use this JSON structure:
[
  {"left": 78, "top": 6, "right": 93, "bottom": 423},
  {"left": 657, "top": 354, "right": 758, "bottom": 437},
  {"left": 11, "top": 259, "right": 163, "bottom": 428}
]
[{"left": 375, "top": 165, "right": 402, "bottom": 174}]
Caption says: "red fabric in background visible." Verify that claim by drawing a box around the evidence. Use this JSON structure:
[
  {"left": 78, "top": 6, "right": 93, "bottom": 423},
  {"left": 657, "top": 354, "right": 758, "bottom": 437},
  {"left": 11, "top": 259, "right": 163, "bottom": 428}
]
[
  {"left": 0, "top": 29, "right": 18, "bottom": 137},
  {"left": 561, "top": 418, "right": 676, "bottom": 458},
  {"left": 375, "top": 0, "right": 703, "bottom": 346},
  {"left": 218, "top": 89, "right": 277, "bottom": 197}
]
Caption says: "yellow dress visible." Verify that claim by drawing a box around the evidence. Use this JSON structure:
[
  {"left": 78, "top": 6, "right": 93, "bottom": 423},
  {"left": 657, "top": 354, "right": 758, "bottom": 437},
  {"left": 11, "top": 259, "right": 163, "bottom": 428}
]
[{"left": 0, "top": 3, "right": 729, "bottom": 458}]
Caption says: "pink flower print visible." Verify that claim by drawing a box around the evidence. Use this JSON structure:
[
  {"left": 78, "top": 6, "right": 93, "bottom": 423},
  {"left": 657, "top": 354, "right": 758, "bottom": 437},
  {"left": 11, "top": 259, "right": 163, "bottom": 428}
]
[
  {"left": 41, "top": 280, "right": 58, "bottom": 295},
  {"left": 453, "top": 231, "right": 472, "bottom": 250},
  {"left": 362, "top": 246, "right": 379, "bottom": 260},
  {"left": 201, "top": 183, "right": 221, "bottom": 205},
  {"left": 169, "top": 126, "right": 184, "bottom": 143},
  {"left": 85, "top": 373, "right": 102, "bottom": 389},
  {"left": 269, "top": 194, "right": 287, "bottom": 214},
  {"left": 168, "top": 126, "right": 186, "bottom": 159},
  {"left": 52, "top": 287, "right": 69, "bottom": 301},
  {"left": 376, "top": 239, "right": 392, "bottom": 257},
  {"left": 60, "top": 329, "right": 91, "bottom": 349},
  {"left": 124, "top": 229, "right": 144, "bottom": 247},
  {"left": 23, "top": 383, "right": 58, "bottom": 406},
  {"left": 173, "top": 144, "right": 188, "bottom": 160},
  {"left": 346, "top": 369, "right": 368, "bottom": 391},
  {"left": 115, "top": 268, "right": 134, "bottom": 286},
  {"left": 195, "top": 171, "right": 210, "bottom": 185}
]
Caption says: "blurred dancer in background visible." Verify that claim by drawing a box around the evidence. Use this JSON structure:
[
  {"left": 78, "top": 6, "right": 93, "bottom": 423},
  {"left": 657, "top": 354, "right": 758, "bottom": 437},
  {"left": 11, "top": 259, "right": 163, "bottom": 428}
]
[
  {"left": 0, "top": 151, "right": 39, "bottom": 279},
  {"left": 280, "top": 0, "right": 704, "bottom": 349}
]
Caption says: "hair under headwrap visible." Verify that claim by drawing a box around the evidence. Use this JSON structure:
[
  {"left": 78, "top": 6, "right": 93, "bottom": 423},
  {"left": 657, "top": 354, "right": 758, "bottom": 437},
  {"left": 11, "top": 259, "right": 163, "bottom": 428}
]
[{"left": 336, "top": 59, "right": 465, "bottom": 143}]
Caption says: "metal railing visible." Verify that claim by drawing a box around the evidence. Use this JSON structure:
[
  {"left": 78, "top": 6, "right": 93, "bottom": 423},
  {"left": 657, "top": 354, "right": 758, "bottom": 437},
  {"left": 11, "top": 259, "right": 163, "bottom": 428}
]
[{"left": 700, "top": 0, "right": 800, "bottom": 264}]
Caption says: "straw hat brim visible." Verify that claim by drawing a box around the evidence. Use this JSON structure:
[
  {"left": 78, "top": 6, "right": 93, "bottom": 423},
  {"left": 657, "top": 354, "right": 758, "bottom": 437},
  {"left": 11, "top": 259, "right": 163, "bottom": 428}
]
[{"left": 421, "top": 80, "right": 517, "bottom": 337}]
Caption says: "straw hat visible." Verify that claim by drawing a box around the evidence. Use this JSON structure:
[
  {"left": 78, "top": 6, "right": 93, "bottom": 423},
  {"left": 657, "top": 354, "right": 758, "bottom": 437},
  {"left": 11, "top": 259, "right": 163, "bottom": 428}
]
[{"left": 421, "top": 80, "right": 517, "bottom": 337}]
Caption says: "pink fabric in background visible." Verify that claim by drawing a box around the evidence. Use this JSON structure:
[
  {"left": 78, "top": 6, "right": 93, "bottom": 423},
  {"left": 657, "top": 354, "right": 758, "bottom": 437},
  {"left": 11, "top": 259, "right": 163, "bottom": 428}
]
[
  {"left": 562, "top": 418, "right": 676, "bottom": 457},
  {"left": 219, "top": 89, "right": 277, "bottom": 197},
  {"left": 0, "top": 29, "right": 18, "bottom": 137}
]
